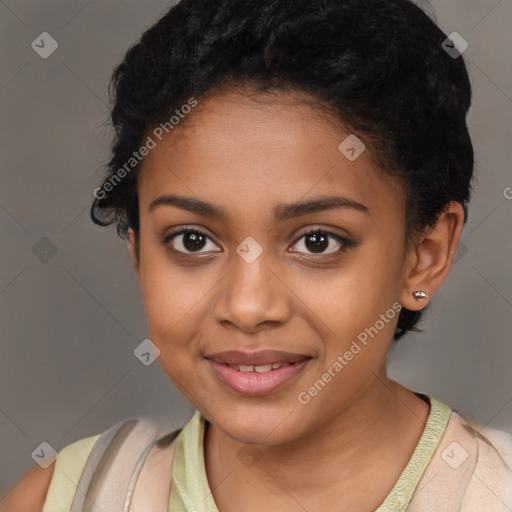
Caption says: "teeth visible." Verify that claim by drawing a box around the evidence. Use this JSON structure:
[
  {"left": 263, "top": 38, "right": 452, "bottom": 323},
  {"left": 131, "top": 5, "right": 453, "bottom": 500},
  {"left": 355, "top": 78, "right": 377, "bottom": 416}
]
[
  {"left": 254, "top": 364, "right": 273, "bottom": 373},
  {"left": 231, "top": 363, "right": 285, "bottom": 372},
  {"left": 238, "top": 365, "right": 255, "bottom": 372}
]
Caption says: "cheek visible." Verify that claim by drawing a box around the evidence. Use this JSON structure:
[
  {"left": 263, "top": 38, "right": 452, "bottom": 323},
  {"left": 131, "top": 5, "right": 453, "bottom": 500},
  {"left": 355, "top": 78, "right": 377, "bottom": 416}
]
[
  {"left": 139, "top": 237, "right": 199, "bottom": 314},
  {"left": 138, "top": 245, "right": 202, "bottom": 351},
  {"left": 138, "top": 259, "right": 202, "bottom": 397},
  {"left": 293, "top": 246, "right": 400, "bottom": 333},
  {"left": 291, "top": 242, "right": 402, "bottom": 375}
]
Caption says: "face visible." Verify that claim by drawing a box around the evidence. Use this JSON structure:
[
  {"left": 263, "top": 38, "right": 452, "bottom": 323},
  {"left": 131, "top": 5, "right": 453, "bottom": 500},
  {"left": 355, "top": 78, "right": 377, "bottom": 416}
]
[{"left": 130, "top": 91, "right": 415, "bottom": 445}]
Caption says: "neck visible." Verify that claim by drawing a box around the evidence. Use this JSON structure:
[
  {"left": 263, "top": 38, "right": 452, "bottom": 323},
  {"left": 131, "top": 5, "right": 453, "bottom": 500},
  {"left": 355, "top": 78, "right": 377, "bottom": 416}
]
[{"left": 204, "top": 370, "right": 430, "bottom": 511}]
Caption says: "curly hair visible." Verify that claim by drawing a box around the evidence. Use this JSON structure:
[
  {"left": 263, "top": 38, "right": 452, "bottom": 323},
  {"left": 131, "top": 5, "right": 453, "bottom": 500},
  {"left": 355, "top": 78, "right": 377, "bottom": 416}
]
[{"left": 90, "top": 0, "right": 474, "bottom": 341}]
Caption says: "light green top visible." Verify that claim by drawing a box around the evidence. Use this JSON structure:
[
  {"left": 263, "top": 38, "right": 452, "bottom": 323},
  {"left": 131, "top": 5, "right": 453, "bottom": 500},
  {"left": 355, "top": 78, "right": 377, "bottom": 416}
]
[
  {"left": 169, "top": 394, "right": 452, "bottom": 511},
  {"left": 43, "top": 394, "right": 452, "bottom": 511},
  {"left": 42, "top": 434, "right": 100, "bottom": 510}
]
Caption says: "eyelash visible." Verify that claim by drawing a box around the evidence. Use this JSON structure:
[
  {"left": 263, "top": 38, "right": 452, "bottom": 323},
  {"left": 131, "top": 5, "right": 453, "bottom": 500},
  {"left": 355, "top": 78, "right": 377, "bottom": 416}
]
[{"left": 161, "top": 227, "right": 355, "bottom": 257}]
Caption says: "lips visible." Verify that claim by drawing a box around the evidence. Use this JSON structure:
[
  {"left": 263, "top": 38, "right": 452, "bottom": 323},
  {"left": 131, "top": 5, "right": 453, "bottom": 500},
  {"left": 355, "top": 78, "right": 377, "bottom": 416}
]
[
  {"left": 204, "top": 350, "right": 312, "bottom": 396},
  {"left": 204, "top": 349, "right": 310, "bottom": 366}
]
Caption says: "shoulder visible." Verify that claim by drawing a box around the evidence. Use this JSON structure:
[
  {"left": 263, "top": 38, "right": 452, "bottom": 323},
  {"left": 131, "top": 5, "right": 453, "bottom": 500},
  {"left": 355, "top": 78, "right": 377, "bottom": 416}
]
[
  {"left": 42, "top": 433, "right": 101, "bottom": 510},
  {"left": 459, "top": 420, "right": 512, "bottom": 509},
  {"left": 0, "top": 462, "right": 56, "bottom": 512},
  {"left": 43, "top": 415, "right": 180, "bottom": 511},
  {"left": 0, "top": 433, "right": 99, "bottom": 512},
  {"left": 409, "top": 407, "right": 512, "bottom": 511},
  {"left": 2, "top": 415, "right": 186, "bottom": 512}
]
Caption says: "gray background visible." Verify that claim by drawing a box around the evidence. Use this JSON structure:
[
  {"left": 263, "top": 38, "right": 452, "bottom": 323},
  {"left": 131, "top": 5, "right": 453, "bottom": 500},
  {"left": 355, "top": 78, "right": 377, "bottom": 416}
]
[{"left": 1, "top": 0, "right": 511, "bottom": 496}]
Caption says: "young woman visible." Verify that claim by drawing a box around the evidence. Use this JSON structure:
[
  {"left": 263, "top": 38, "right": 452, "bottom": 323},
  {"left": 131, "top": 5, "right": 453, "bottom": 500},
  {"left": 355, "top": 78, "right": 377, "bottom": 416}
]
[{"left": 4, "top": 0, "right": 512, "bottom": 510}]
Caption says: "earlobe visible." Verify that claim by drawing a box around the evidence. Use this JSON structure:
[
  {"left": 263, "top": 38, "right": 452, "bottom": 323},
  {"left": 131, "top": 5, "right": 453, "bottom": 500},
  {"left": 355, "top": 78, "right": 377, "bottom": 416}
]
[{"left": 400, "top": 201, "right": 465, "bottom": 311}]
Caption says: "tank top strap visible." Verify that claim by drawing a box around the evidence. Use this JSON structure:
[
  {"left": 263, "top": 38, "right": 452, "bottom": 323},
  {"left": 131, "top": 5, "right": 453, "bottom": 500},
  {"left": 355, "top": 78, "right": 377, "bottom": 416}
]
[{"left": 43, "top": 418, "right": 183, "bottom": 512}]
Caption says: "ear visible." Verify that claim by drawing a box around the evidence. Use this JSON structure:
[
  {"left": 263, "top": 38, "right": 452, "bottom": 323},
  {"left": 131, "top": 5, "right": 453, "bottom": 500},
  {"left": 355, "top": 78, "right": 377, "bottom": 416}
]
[
  {"left": 400, "top": 201, "right": 465, "bottom": 311},
  {"left": 127, "top": 227, "right": 140, "bottom": 281}
]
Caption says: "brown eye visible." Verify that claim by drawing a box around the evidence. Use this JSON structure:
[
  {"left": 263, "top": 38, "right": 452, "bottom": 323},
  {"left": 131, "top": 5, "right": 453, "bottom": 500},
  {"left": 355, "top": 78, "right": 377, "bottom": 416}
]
[
  {"left": 163, "top": 229, "right": 221, "bottom": 254},
  {"left": 290, "top": 229, "right": 353, "bottom": 256}
]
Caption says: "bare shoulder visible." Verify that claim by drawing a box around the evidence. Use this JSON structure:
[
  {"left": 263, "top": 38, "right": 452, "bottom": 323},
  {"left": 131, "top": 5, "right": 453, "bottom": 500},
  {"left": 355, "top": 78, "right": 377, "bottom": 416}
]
[{"left": 0, "top": 462, "right": 55, "bottom": 512}]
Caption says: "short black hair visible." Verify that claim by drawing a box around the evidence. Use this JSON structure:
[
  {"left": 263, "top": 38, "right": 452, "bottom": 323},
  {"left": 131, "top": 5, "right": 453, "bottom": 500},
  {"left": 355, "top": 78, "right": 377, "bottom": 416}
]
[{"left": 91, "top": 0, "right": 474, "bottom": 341}]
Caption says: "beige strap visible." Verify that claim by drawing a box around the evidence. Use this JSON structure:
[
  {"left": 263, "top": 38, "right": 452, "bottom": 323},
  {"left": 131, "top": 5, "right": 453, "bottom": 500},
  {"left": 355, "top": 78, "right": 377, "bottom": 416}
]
[
  {"left": 70, "top": 419, "right": 140, "bottom": 512},
  {"left": 79, "top": 419, "right": 162, "bottom": 512},
  {"left": 127, "top": 429, "right": 181, "bottom": 511}
]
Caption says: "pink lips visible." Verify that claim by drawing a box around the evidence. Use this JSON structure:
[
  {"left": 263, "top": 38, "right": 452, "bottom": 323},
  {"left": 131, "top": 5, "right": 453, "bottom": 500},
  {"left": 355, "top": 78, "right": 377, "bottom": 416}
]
[{"left": 205, "top": 350, "right": 312, "bottom": 396}]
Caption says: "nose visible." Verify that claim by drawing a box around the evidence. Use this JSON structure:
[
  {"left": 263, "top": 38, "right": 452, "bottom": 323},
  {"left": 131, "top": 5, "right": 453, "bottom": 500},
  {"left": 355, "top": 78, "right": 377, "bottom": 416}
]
[{"left": 211, "top": 252, "right": 293, "bottom": 334}]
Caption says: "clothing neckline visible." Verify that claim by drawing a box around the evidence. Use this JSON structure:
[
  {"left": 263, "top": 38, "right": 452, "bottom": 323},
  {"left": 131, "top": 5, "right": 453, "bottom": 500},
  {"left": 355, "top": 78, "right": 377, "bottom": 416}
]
[
  {"left": 375, "top": 393, "right": 452, "bottom": 510},
  {"left": 169, "top": 393, "right": 452, "bottom": 512}
]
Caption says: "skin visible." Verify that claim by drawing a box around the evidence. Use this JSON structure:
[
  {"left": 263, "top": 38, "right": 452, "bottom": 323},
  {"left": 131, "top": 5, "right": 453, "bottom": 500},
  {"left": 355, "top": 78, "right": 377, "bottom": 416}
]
[
  {"left": 2, "top": 89, "right": 464, "bottom": 511},
  {"left": 124, "top": 91, "right": 465, "bottom": 511},
  {"left": 0, "top": 462, "right": 54, "bottom": 511}
]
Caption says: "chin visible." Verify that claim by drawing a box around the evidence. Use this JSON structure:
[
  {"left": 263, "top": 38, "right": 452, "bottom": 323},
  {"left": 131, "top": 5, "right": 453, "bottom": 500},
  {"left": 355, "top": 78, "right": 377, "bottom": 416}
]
[{"left": 209, "top": 403, "right": 306, "bottom": 446}]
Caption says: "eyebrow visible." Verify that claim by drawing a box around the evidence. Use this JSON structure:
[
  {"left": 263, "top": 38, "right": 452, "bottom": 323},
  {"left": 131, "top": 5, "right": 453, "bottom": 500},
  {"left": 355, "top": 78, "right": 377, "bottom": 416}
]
[{"left": 148, "top": 194, "right": 369, "bottom": 222}]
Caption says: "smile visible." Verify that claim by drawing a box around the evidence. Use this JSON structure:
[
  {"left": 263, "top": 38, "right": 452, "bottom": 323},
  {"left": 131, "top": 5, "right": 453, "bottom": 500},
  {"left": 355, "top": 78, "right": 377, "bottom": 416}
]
[{"left": 206, "top": 358, "right": 312, "bottom": 396}]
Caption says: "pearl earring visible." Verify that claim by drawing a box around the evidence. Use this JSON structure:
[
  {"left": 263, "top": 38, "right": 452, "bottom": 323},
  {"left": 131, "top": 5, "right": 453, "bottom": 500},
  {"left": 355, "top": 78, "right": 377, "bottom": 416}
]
[{"left": 413, "top": 290, "right": 429, "bottom": 300}]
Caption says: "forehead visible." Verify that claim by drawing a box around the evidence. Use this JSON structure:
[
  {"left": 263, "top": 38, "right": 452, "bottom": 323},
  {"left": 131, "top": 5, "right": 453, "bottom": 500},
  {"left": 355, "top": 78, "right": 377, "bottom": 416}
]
[{"left": 137, "top": 91, "right": 404, "bottom": 224}]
